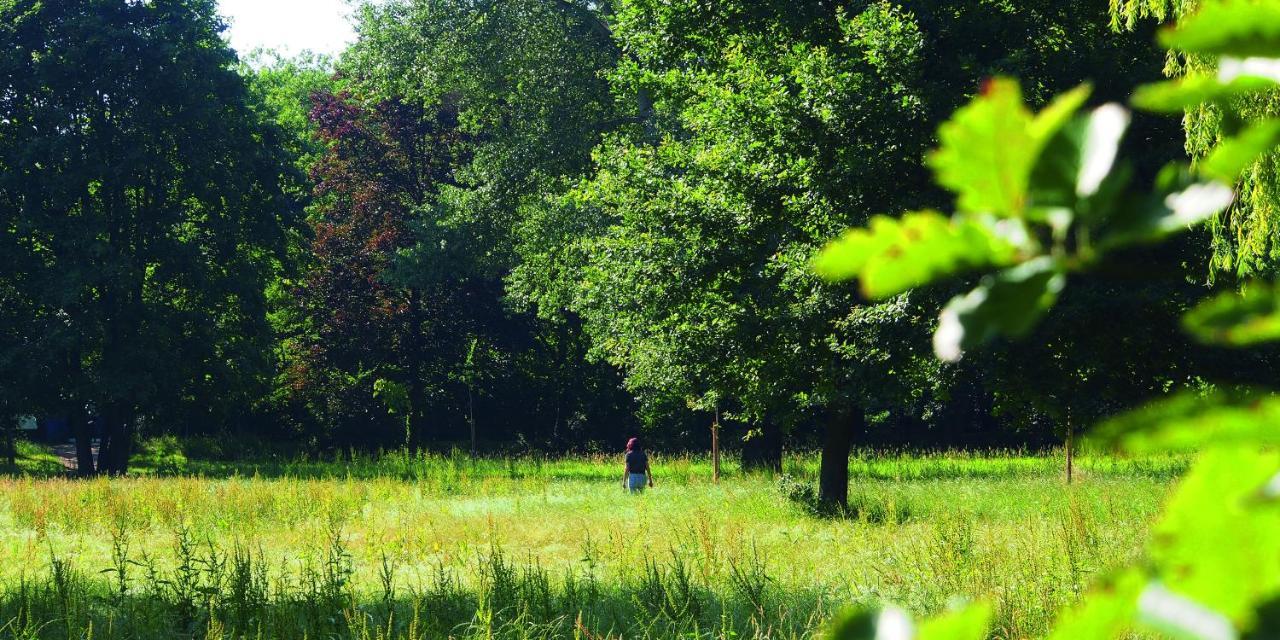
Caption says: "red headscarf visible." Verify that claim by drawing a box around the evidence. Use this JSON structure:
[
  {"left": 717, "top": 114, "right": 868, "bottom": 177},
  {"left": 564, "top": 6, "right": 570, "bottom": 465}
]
[{"left": 626, "top": 437, "right": 639, "bottom": 452}]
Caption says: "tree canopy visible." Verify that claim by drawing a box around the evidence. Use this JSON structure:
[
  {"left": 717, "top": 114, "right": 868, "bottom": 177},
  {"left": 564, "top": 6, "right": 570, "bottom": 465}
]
[
  {"left": 0, "top": 0, "right": 301, "bottom": 473},
  {"left": 0, "top": 0, "right": 1261, "bottom": 482}
]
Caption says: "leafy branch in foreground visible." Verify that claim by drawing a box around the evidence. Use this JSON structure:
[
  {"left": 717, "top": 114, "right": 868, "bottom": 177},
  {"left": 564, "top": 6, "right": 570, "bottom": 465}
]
[
  {"left": 817, "top": 1, "right": 1280, "bottom": 638},
  {"left": 1184, "top": 283, "right": 1280, "bottom": 345},
  {"left": 814, "top": 76, "right": 1232, "bottom": 362}
]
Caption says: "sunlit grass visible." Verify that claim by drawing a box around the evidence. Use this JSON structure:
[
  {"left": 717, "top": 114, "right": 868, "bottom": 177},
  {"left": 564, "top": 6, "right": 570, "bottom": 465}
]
[{"left": 0, "top": 442, "right": 1179, "bottom": 638}]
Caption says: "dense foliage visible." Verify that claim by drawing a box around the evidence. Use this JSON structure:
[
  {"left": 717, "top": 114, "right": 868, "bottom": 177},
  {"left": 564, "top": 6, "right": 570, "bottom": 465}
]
[
  {"left": 0, "top": 0, "right": 1266, "bottom": 504},
  {"left": 9, "top": 0, "right": 1280, "bottom": 638},
  {"left": 817, "top": 1, "right": 1280, "bottom": 636},
  {"left": 1114, "top": 0, "right": 1280, "bottom": 280},
  {"left": 0, "top": 0, "right": 300, "bottom": 474},
  {"left": 316, "top": 0, "right": 1183, "bottom": 475}
]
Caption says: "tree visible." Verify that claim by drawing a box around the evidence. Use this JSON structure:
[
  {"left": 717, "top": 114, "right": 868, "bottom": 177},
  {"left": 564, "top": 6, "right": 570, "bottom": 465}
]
[
  {"left": 513, "top": 0, "right": 1175, "bottom": 502},
  {"left": 0, "top": 266, "right": 51, "bottom": 467},
  {"left": 236, "top": 52, "right": 340, "bottom": 442},
  {"left": 0, "top": 0, "right": 301, "bottom": 473},
  {"left": 317, "top": 0, "right": 642, "bottom": 450},
  {"left": 287, "top": 91, "right": 464, "bottom": 447},
  {"left": 240, "top": 51, "right": 338, "bottom": 178},
  {"left": 821, "top": 5, "right": 1280, "bottom": 636}
]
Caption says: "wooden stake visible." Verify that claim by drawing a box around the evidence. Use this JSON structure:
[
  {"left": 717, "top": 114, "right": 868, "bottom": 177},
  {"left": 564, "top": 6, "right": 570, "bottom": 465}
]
[
  {"left": 711, "top": 407, "right": 721, "bottom": 481},
  {"left": 1065, "top": 411, "right": 1074, "bottom": 484},
  {"left": 468, "top": 385, "right": 476, "bottom": 457}
]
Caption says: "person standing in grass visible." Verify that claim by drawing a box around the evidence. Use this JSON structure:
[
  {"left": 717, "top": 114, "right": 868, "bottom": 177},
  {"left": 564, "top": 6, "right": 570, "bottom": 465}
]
[{"left": 623, "top": 437, "right": 653, "bottom": 492}]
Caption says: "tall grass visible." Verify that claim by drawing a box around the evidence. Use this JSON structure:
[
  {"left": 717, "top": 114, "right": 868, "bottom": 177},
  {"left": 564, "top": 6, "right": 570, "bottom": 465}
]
[
  {"left": 0, "top": 445, "right": 1178, "bottom": 638},
  {"left": 0, "top": 534, "right": 831, "bottom": 639}
]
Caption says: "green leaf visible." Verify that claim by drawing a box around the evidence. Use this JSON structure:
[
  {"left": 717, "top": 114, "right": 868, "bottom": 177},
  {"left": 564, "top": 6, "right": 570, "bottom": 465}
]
[
  {"left": 1184, "top": 283, "right": 1280, "bottom": 345},
  {"left": 1132, "top": 75, "right": 1278, "bottom": 113},
  {"left": 1031, "top": 104, "right": 1131, "bottom": 210},
  {"left": 1145, "top": 447, "right": 1280, "bottom": 625},
  {"left": 1075, "top": 105, "right": 1132, "bottom": 198},
  {"left": 1137, "top": 583, "right": 1238, "bottom": 640},
  {"left": 1029, "top": 83, "right": 1094, "bottom": 142},
  {"left": 1160, "top": 0, "right": 1280, "bottom": 57},
  {"left": 1219, "top": 56, "right": 1280, "bottom": 83},
  {"left": 373, "top": 378, "right": 411, "bottom": 414},
  {"left": 933, "top": 257, "right": 1066, "bottom": 361},
  {"left": 1091, "top": 388, "right": 1280, "bottom": 453},
  {"left": 929, "top": 78, "right": 1037, "bottom": 217},
  {"left": 1045, "top": 570, "right": 1145, "bottom": 640},
  {"left": 917, "top": 603, "right": 993, "bottom": 640},
  {"left": 930, "top": 80, "right": 1090, "bottom": 217},
  {"left": 823, "top": 607, "right": 913, "bottom": 640},
  {"left": 1202, "top": 120, "right": 1280, "bottom": 181},
  {"left": 1101, "top": 170, "right": 1234, "bottom": 249},
  {"left": 812, "top": 211, "right": 1022, "bottom": 298}
]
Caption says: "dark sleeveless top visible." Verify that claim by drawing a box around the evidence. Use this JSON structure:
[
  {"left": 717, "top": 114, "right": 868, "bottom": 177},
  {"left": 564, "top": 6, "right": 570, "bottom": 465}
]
[{"left": 626, "top": 450, "right": 648, "bottom": 474}]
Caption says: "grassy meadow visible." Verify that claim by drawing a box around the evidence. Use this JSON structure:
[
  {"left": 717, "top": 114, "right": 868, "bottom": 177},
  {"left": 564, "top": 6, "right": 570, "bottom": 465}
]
[{"left": 0, "top": 444, "right": 1185, "bottom": 639}]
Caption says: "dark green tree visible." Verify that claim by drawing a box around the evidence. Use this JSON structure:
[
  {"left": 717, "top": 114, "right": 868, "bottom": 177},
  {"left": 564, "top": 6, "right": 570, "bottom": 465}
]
[
  {"left": 0, "top": 0, "right": 301, "bottom": 473},
  {"left": 286, "top": 91, "right": 468, "bottom": 447},
  {"left": 513, "top": 0, "right": 1177, "bottom": 502},
  {"left": 327, "top": 0, "right": 641, "bottom": 449}
]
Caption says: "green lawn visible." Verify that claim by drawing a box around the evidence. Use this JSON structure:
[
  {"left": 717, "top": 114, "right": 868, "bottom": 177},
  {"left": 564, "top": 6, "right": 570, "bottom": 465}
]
[{"left": 0, "top": 444, "right": 1181, "bottom": 639}]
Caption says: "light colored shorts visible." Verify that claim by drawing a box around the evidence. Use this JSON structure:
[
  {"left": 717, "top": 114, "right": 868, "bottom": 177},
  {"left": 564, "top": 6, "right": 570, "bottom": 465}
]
[{"left": 627, "top": 473, "right": 647, "bottom": 492}]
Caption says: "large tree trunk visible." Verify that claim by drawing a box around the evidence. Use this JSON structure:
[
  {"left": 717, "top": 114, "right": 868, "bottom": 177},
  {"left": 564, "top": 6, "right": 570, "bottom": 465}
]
[
  {"left": 741, "top": 419, "right": 782, "bottom": 472},
  {"left": 712, "top": 407, "right": 721, "bottom": 484},
  {"left": 113, "top": 415, "right": 133, "bottom": 476},
  {"left": 1, "top": 413, "right": 15, "bottom": 468},
  {"left": 71, "top": 402, "right": 95, "bottom": 476},
  {"left": 97, "top": 405, "right": 133, "bottom": 476},
  {"left": 819, "top": 409, "right": 862, "bottom": 508},
  {"left": 404, "top": 288, "right": 428, "bottom": 450},
  {"left": 96, "top": 412, "right": 112, "bottom": 474},
  {"left": 66, "top": 352, "right": 95, "bottom": 476}
]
